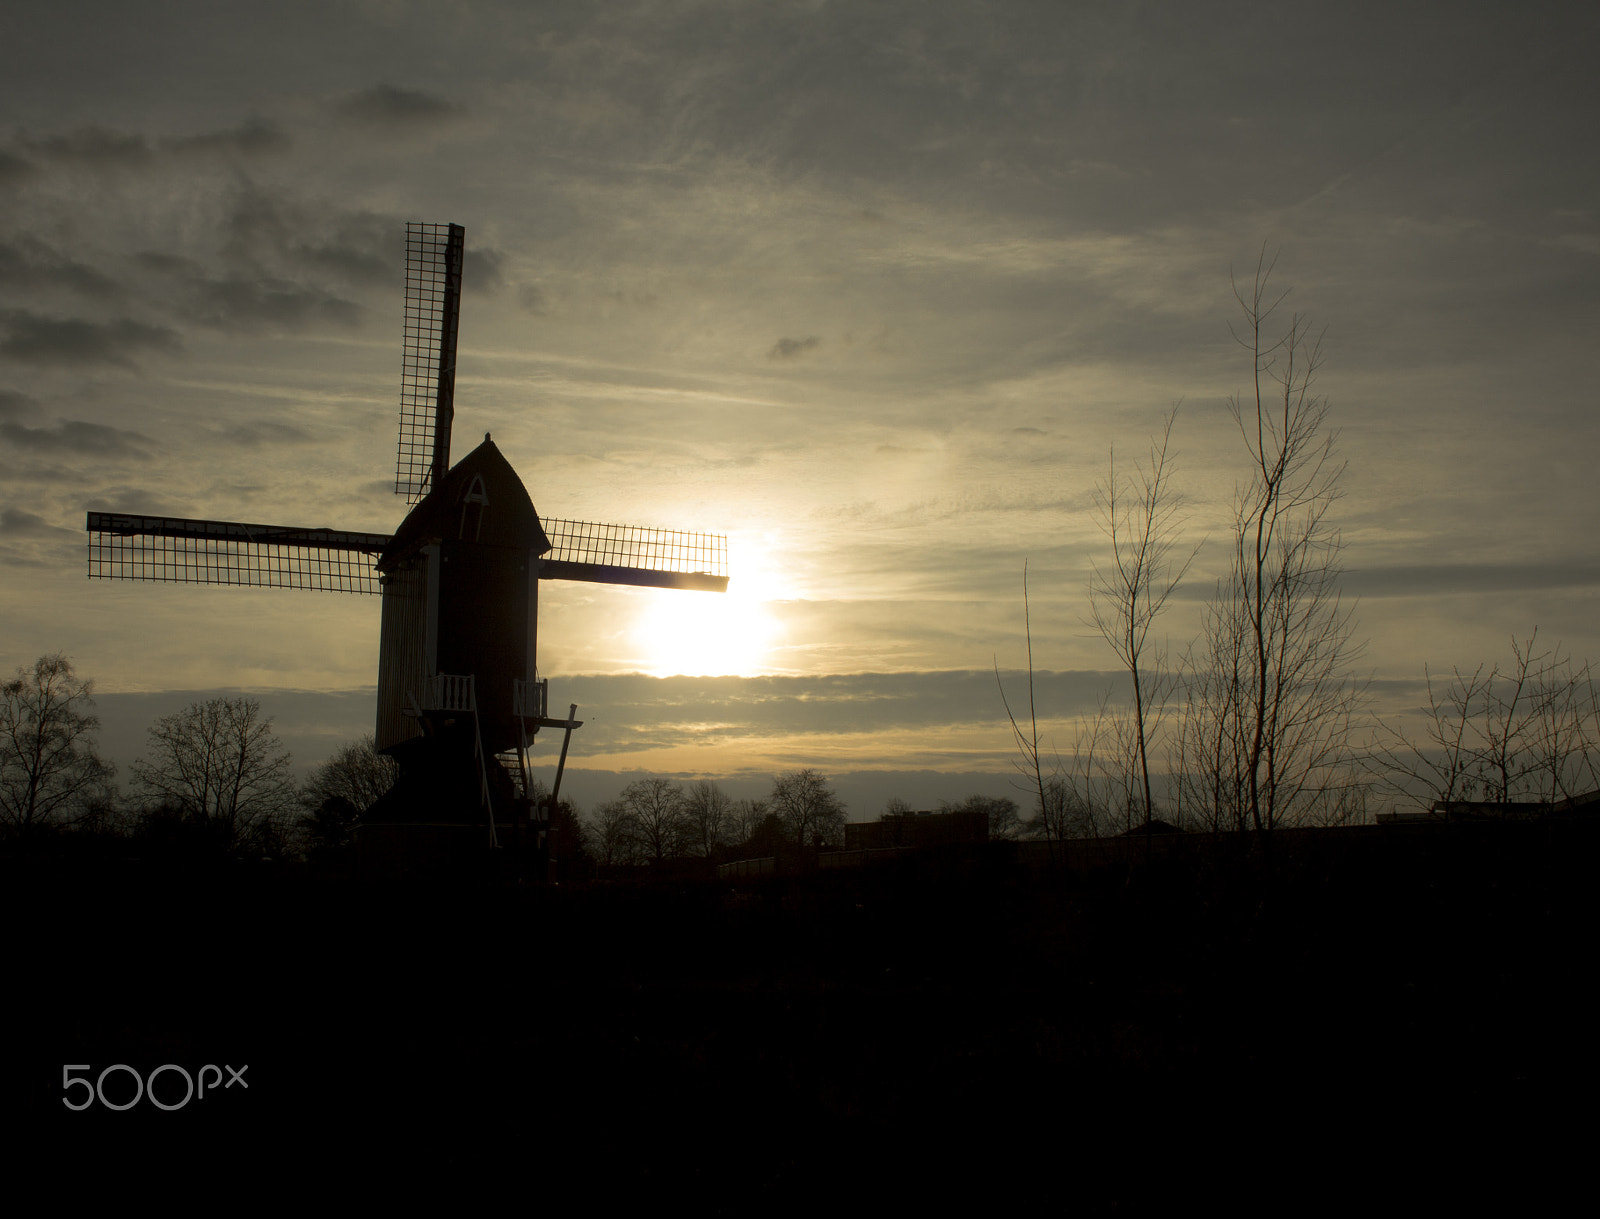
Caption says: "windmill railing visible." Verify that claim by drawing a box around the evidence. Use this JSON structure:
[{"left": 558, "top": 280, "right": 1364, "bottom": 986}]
[
  {"left": 423, "top": 673, "right": 477, "bottom": 714},
  {"left": 513, "top": 677, "right": 548, "bottom": 721}
]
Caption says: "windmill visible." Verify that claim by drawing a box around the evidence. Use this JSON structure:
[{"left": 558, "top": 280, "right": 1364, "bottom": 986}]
[{"left": 87, "top": 222, "right": 728, "bottom": 866}]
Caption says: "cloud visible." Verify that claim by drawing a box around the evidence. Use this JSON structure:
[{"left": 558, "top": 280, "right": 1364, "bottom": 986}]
[
  {"left": 216, "top": 189, "right": 402, "bottom": 289},
  {"left": 0, "top": 150, "right": 36, "bottom": 186},
  {"left": 463, "top": 247, "right": 505, "bottom": 293},
  {"left": 769, "top": 335, "right": 821, "bottom": 360},
  {"left": 163, "top": 117, "right": 291, "bottom": 158},
  {"left": 19, "top": 127, "right": 152, "bottom": 166},
  {"left": 1168, "top": 563, "right": 1600, "bottom": 604},
  {"left": 336, "top": 84, "right": 460, "bottom": 129},
  {"left": 85, "top": 487, "right": 181, "bottom": 515},
  {"left": 289, "top": 211, "right": 402, "bottom": 287},
  {"left": 544, "top": 670, "right": 1130, "bottom": 754},
  {"left": 0, "top": 417, "right": 150, "bottom": 456},
  {"left": 0, "top": 544, "right": 52, "bottom": 569},
  {"left": 0, "top": 311, "right": 181, "bottom": 366},
  {"left": 1343, "top": 564, "right": 1600, "bottom": 598},
  {"left": 0, "top": 237, "right": 121, "bottom": 299},
  {"left": 12, "top": 120, "right": 288, "bottom": 174},
  {"left": 1, "top": 507, "right": 54, "bottom": 536},
  {"left": 132, "top": 251, "right": 204, "bottom": 277},
  {"left": 218, "top": 421, "right": 316, "bottom": 447},
  {"left": 0, "top": 390, "right": 36, "bottom": 422},
  {"left": 186, "top": 276, "right": 361, "bottom": 333}
]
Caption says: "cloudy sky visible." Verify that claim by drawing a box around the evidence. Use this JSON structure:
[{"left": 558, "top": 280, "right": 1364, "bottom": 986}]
[{"left": 3, "top": 1, "right": 1597, "bottom": 814}]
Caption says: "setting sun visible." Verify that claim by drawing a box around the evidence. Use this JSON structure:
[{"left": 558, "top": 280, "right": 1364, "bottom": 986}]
[{"left": 632, "top": 537, "right": 788, "bottom": 676}]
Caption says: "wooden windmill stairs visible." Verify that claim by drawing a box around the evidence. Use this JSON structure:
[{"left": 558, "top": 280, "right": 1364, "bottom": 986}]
[{"left": 86, "top": 221, "right": 729, "bottom": 880}]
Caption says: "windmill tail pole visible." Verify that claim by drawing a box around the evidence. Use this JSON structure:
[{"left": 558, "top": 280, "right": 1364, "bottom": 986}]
[{"left": 548, "top": 705, "right": 579, "bottom": 809}]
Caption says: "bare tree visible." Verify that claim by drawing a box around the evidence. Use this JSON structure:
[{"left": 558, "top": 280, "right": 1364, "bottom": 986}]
[
  {"left": 1030, "top": 690, "right": 1133, "bottom": 840},
  {"left": 132, "top": 697, "right": 297, "bottom": 849},
  {"left": 0, "top": 654, "right": 114, "bottom": 832},
  {"left": 1530, "top": 643, "right": 1596, "bottom": 802},
  {"left": 682, "top": 779, "right": 735, "bottom": 858},
  {"left": 1369, "top": 632, "right": 1598, "bottom": 810},
  {"left": 1172, "top": 578, "right": 1251, "bottom": 833},
  {"left": 997, "top": 562, "right": 1061, "bottom": 843},
  {"left": 770, "top": 768, "right": 846, "bottom": 850},
  {"left": 303, "top": 734, "right": 398, "bottom": 814},
  {"left": 589, "top": 798, "right": 643, "bottom": 867},
  {"left": 298, "top": 733, "right": 398, "bottom": 851},
  {"left": 729, "top": 796, "right": 770, "bottom": 847},
  {"left": 616, "top": 777, "right": 689, "bottom": 862},
  {"left": 1177, "top": 250, "right": 1364, "bottom": 832},
  {"left": 1467, "top": 632, "right": 1597, "bottom": 804},
  {"left": 938, "top": 793, "right": 1023, "bottom": 840},
  {"left": 1087, "top": 407, "right": 1196, "bottom": 829}
]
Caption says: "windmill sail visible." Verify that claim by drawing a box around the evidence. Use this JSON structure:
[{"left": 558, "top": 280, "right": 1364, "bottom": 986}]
[
  {"left": 540, "top": 518, "right": 728, "bottom": 592},
  {"left": 87, "top": 512, "right": 388, "bottom": 594},
  {"left": 87, "top": 512, "right": 725, "bottom": 595},
  {"left": 396, "top": 222, "right": 465, "bottom": 504}
]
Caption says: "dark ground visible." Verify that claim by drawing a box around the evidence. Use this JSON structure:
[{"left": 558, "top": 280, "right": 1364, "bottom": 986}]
[{"left": 4, "top": 821, "right": 1594, "bottom": 1207}]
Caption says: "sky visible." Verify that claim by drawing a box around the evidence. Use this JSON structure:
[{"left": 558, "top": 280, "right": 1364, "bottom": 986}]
[{"left": 3, "top": 1, "right": 1597, "bottom": 817}]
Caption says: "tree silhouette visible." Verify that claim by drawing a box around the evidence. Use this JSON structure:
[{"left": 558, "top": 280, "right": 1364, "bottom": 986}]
[
  {"left": 682, "top": 778, "right": 735, "bottom": 857},
  {"left": 770, "top": 768, "right": 846, "bottom": 850},
  {"left": 303, "top": 734, "right": 398, "bottom": 814},
  {"left": 604, "top": 777, "right": 690, "bottom": 863},
  {"left": 1088, "top": 407, "right": 1195, "bottom": 829},
  {"left": 298, "top": 734, "right": 398, "bottom": 850},
  {"left": 1369, "top": 632, "right": 1599, "bottom": 810},
  {"left": 589, "top": 797, "right": 643, "bottom": 867},
  {"left": 1175, "top": 250, "right": 1364, "bottom": 832},
  {"left": 0, "top": 654, "right": 114, "bottom": 833},
  {"left": 132, "top": 696, "right": 297, "bottom": 851},
  {"left": 938, "top": 793, "right": 1022, "bottom": 840}
]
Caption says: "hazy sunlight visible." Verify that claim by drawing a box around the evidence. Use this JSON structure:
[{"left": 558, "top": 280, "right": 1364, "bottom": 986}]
[{"left": 633, "top": 537, "right": 788, "bottom": 677}]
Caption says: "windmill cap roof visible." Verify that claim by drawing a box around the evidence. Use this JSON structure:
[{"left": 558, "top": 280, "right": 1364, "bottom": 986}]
[{"left": 379, "top": 436, "right": 550, "bottom": 569}]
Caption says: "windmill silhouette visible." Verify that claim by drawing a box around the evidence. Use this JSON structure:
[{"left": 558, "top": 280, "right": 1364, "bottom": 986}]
[{"left": 87, "top": 222, "right": 728, "bottom": 862}]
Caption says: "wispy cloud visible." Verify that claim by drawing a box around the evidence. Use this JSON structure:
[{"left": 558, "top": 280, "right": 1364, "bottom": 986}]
[
  {"left": 0, "top": 417, "right": 150, "bottom": 456},
  {"left": 184, "top": 276, "right": 361, "bottom": 333},
  {"left": 0, "top": 237, "right": 120, "bottom": 298},
  {"left": 19, "top": 127, "right": 152, "bottom": 166},
  {"left": 335, "top": 84, "right": 461, "bottom": 129},
  {"left": 769, "top": 335, "right": 821, "bottom": 360},
  {"left": 217, "top": 421, "right": 316, "bottom": 447},
  {"left": 0, "top": 150, "right": 35, "bottom": 186},
  {"left": 1, "top": 507, "right": 55, "bottom": 535},
  {"left": 0, "top": 311, "right": 181, "bottom": 366},
  {"left": 163, "top": 117, "right": 290, "bottom": 158}
]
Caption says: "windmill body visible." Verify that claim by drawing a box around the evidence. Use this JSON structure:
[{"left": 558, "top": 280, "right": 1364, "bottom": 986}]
[
  {"left": 375, "top": 436, "right": 545, "bottom": 758},
  {"left": 87, "top": 222, "right": 727, "bottom": 856}
]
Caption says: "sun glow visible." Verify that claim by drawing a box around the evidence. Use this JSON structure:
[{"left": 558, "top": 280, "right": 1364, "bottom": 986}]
[{"left": 632, "top": 537, "right": 789, "bottom": 677}]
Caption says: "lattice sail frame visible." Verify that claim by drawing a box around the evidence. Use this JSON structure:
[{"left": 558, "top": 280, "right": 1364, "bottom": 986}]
[
  {"left": 86, "top": 513, "right": 728, "bottom": 595},
  {"left": 87, "top": 513, "right": 387, "bottom": 595},
  {"left": 396, "top": 222, "right": 464, "bottom": 504},
  {"left": 541, "top": 518, "right": 728, "bottom": 590}
]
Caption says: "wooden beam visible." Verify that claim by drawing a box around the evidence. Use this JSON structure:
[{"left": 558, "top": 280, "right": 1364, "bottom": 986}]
[
  {"left": 538, "top": 559, "right": 728, "bottom": 592},
  {"left": 529, "top": 715, "right": 585, "bottom": 730},
  {"left": 86, "top": 512, "right": 391, "bottom": 553}
]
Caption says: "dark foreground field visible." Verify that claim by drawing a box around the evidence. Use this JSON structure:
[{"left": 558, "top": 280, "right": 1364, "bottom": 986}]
[{"left": 5, "top": 821, "right": 1595, "bottom": 1206}]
